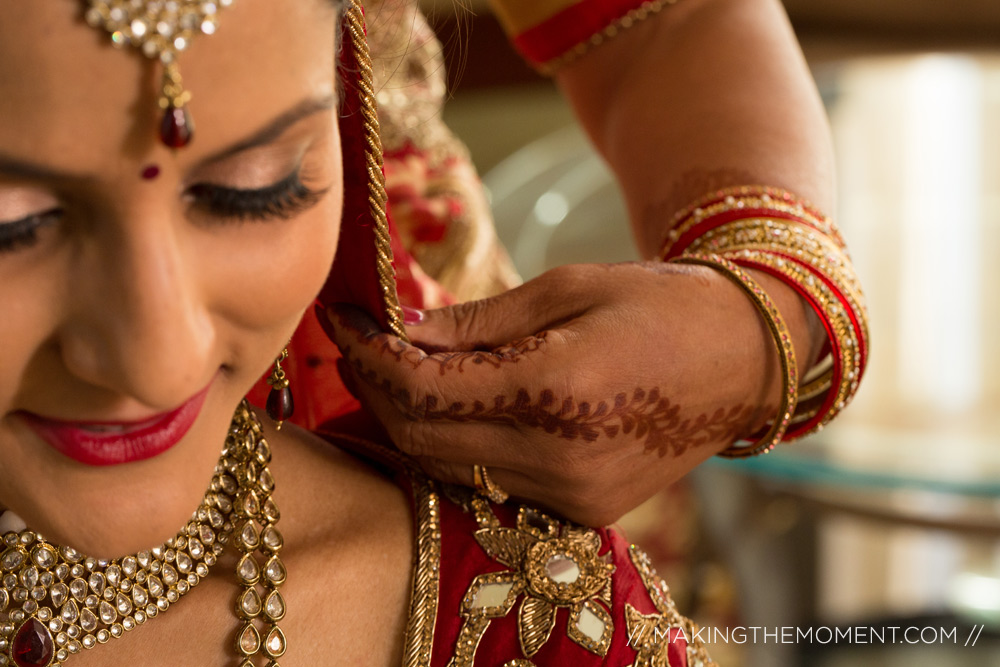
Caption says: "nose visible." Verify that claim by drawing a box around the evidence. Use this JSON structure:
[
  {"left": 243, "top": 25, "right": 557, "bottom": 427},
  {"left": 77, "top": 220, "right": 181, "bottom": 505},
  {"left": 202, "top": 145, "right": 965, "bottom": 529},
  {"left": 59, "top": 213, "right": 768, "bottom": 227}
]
[{"left": 60, "top": 207, "right": 216, "bottom": 411}]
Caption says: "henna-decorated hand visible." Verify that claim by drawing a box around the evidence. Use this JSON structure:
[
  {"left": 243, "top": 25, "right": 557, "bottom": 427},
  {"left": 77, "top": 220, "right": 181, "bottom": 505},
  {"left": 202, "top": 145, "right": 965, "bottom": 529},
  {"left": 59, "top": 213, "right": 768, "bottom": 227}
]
[{"left": 323, "top": 261, "right": 821, "bottom": 526}]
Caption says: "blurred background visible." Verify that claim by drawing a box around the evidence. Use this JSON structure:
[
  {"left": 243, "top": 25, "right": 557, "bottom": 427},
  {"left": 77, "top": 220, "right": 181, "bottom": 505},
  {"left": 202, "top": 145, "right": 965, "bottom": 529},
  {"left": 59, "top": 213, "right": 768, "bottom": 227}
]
[{"left": 414, "top": 1, "right": 1000, "bottom": 665}]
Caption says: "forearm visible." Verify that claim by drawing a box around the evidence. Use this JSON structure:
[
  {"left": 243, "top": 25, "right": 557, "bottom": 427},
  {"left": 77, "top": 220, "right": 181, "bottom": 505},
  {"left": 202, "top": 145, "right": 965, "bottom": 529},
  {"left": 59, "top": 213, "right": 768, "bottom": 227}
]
[
  {"left": 481, "top": 0, "right": 863, "bottom": 454},
  {"left": 553, "top": 0, "right": 835, "bottom": 258}
]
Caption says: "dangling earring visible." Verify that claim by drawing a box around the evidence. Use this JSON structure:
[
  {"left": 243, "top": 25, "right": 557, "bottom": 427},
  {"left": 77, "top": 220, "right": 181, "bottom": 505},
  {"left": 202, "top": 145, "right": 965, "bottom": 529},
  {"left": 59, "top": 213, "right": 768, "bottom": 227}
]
[{"left": 266, "top": 348, "right": 294, "bottom": 430}]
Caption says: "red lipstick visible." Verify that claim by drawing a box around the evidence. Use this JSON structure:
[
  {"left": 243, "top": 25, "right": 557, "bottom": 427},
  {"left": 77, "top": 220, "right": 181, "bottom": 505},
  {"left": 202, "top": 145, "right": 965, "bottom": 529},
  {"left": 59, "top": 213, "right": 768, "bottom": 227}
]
[{"left": 19, "top": 385, "right": 211, "bottom": 466}]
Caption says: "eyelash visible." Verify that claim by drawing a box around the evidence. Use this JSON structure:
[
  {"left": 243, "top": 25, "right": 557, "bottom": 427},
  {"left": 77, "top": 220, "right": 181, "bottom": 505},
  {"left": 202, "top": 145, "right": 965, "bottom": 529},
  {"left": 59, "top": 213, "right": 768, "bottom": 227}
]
[
  {"left": 0, "top": 210, "right": 62, "bottom": 254},
  {"left": 187, "top": 169, "right": 326, "bottom": 222},
  {"left": 0, "top": 170, "right": 326, "bottom": 254}
]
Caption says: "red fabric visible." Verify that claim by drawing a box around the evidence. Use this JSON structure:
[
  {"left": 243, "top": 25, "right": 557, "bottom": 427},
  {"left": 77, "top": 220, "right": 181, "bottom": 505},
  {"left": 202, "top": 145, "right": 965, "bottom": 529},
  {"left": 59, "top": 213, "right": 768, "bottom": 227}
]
[
  {"left": 511, "top": 0, "right": 650, "bottom": 67},
  {"left": 248, "top": 14, "right": 434, "bottom": 431}
]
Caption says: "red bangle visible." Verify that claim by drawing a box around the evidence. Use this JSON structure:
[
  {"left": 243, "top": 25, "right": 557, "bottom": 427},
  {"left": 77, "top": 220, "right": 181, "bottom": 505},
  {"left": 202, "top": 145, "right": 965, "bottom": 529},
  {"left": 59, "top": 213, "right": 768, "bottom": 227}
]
[
  {"left": 723, "top": 251, "right": 864, "bottom": 437},
  {"left": 659, "top": 186, "right": 845, "bottom": 259}
]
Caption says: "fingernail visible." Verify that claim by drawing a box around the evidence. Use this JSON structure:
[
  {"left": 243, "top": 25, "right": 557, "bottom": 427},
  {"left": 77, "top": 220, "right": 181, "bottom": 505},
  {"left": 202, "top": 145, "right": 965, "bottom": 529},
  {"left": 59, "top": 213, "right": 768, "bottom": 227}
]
[
  {"left": 335, "top": 357, "right": 361, "bottom": 400},
  {"left": 402, "top": 305, "right": 424, "bottom": 326},
  {"left": 315, "top": 304, "right": 337, "bottom": 340}
]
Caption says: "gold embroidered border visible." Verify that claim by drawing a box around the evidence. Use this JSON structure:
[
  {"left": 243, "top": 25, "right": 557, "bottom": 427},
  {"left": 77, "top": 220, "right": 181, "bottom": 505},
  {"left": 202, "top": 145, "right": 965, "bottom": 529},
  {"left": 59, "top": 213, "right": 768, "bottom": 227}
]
[
  {"left": 401, "top": 476, "right": 442, "bottom": 667},
  {"left": 627, "top": 546, "right": 716, "bottom": 667}
]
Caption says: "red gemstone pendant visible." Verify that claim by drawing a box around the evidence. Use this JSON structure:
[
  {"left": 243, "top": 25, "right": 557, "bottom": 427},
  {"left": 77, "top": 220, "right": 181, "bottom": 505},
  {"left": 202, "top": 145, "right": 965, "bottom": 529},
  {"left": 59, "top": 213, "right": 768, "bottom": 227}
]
[
  {"left": 159, "top": 105, "right": 194, "bottom": 148},
  {"left": 266, "top": 386, "right": 294, "bottom": 427},
  {"left": 12, "top": 619, "right": 54, "bottom": 667}
]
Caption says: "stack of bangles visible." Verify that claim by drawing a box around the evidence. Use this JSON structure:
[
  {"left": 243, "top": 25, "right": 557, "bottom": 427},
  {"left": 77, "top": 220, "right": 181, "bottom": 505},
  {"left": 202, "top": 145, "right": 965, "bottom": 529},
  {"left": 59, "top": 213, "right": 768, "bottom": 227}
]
[
  {"left": 660, "top": 186, "right": 869, "bottom": 457},
  {"left": 469, "top": 2, "right": 870, "bottom": 500}
]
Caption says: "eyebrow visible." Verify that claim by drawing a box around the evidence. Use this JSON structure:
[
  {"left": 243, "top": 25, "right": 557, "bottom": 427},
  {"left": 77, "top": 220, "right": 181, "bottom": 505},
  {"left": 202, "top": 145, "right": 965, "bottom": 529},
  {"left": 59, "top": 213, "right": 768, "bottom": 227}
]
[
  {"left": 0, "top": 95, "right": 337, "bottom": 183},
  {"left": 200, "top": 94, "right": 337, "bottom": 165},
  {"left": 0, "top": 154, "right": 94, "bottom": 185}
]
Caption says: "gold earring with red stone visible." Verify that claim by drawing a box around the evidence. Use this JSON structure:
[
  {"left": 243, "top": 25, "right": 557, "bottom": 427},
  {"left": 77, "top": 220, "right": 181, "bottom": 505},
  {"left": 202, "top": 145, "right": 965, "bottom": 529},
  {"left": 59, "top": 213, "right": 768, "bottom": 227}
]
[{"left": 265, "top": 349, "right": 294, "bottom": 430}]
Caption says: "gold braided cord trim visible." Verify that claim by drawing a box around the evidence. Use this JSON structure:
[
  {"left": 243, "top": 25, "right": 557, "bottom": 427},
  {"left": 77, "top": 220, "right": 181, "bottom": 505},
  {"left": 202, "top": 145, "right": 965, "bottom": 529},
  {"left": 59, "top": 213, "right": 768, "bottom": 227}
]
[
  {"left": 402, "top": 475, "right": 443, "bottom": 667},
  {"left": 345, "top": 1, "right": 408, "bottom": 342},
  {"left": 537, "top": 0, "right": 679, "bottom": 76}
]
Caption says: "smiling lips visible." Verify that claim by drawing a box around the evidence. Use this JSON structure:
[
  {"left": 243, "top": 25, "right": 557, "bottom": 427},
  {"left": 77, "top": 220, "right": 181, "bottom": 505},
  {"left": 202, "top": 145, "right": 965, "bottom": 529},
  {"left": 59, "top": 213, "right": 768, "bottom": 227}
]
[{"left": 19, "top": 385, "right": 211, "bottom": 466}]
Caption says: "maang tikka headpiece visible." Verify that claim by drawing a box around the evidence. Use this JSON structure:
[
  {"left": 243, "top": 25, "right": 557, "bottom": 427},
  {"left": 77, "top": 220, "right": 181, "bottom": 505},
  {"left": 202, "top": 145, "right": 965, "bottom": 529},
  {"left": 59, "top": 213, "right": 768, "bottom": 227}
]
[{"left": 84, "top": 0, "right": 234, "bottom": 148}]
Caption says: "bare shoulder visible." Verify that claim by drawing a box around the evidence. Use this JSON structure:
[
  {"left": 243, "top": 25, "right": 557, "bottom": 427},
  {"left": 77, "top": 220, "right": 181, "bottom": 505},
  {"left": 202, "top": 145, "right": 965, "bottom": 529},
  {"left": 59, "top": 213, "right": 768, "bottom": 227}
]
[{"left": 264, "top": 421, "right": 415, "bottom": 665}]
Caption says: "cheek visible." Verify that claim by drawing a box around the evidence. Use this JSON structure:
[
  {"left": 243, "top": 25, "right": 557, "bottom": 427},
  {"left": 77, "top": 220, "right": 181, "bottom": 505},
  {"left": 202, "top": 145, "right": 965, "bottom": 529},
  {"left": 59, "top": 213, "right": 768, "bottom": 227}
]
[
  {"left": 204, "top": 184, "right": 343, "bottom": 342},
  {"left": 0, "top": 256, "right": 71, "bottom": 409}
]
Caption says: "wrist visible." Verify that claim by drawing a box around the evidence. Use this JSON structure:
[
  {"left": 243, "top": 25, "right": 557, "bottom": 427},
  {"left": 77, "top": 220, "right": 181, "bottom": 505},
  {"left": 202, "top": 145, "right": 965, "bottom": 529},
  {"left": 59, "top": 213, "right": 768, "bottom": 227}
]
[
  {"left": 749, "top": 269, "right": 826, "bottom": 375},
  {"left": 662, "top": 185, "right": 870, "bottom": 449}
]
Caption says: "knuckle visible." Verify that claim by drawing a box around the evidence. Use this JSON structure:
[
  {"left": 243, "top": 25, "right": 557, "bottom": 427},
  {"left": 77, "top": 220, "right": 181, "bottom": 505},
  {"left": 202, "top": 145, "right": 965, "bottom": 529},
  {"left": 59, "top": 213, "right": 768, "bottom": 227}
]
[
  {"left": 453, "top": 298, "right": 502, "bottom": 343},
  {"left": 416, "top": 456, "right": 465, "bottom": 484},
  {"left": 394, "top": 418, "right": 436, "bottom": 459},
  {"left": 559, "top": 481, "right": 624, "bottom": 527},
  {"left": 541, "top": 263, "right": 584, "bottom": 285}
]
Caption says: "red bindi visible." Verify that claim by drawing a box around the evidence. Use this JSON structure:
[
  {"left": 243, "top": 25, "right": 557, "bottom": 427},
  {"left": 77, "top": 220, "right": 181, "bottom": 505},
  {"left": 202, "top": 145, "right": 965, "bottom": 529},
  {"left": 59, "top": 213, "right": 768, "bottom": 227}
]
[{"left": 141, "top": 164, "right": 161, "bottom": 180}]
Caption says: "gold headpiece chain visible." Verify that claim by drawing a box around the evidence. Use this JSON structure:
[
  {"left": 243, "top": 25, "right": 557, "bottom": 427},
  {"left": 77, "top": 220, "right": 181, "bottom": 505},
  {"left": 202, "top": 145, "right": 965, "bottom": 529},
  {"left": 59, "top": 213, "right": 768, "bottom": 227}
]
[{"left": 83, "top": 0, "right": 235, "bottom": 148}]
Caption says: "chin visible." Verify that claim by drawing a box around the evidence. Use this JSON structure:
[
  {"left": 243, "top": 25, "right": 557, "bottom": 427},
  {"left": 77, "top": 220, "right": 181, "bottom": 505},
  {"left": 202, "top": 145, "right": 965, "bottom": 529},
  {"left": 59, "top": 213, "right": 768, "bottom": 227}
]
[
  {"left": 8, "top": 416, "right": 229, "bottom": 561},
  {"left": 34, "top": 465, "right": 218, "bottom": 561}
]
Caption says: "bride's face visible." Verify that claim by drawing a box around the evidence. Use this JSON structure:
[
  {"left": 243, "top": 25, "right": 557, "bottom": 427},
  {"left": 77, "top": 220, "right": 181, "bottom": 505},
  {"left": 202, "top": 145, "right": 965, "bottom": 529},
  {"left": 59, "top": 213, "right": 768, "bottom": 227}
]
[{"left": 0, "top": 1, "right": 342, "bottom": 557}]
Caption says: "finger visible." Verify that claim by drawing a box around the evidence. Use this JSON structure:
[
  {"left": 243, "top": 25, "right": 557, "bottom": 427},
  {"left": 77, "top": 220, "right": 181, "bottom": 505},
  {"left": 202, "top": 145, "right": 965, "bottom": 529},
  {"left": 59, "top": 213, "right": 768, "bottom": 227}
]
[
  {"left": 323, "top": 303, "right": 569, "bottom": 413},
  {"left": 342, "top": 366, "right": 543, "bottom": 470},
  {"left": 321, "top": 303, "right": 597, "bottom": 468},
  {"left": 407, "top": 265, "right": 597, "bottom": 351}
]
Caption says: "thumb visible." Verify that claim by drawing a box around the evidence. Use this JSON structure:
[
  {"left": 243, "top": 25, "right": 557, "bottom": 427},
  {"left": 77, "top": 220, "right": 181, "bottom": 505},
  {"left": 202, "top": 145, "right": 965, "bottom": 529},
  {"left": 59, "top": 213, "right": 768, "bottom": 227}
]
[{"left": 408, "top": 268, "right": 590, "bottom": 351}]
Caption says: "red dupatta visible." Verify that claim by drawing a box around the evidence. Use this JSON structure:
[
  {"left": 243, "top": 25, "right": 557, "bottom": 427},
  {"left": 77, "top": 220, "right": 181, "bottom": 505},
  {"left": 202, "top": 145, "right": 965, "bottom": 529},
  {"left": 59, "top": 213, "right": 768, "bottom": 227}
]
[{"left": 246, "top": 3, "right": 421, "bottom": 431}]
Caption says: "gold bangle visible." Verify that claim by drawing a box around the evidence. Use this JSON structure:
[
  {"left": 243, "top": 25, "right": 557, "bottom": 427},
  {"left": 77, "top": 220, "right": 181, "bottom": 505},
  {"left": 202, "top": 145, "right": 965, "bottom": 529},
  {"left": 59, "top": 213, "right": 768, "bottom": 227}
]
[
  {"left": 716, "top": 249, "right": 865, "bottom": 436},
  {"left": 473, "top": 464, "right": 509, "bottom": 504},
  {"left": 683, "top": 216, "right": 870, "bottom": 423},
  {"left": 684, "top": 217, "right": 866, "bottom": 305},
  {"left": 671, "top": 255, "right": 799, "bottom": 457},
  {"left": 660, "top": 186, "right": 845, "bottom": 259}
]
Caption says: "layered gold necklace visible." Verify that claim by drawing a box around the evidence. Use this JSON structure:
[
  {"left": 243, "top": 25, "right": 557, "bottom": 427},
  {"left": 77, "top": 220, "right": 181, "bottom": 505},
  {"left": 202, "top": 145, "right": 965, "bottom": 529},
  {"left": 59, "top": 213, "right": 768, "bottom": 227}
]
[{"left": 0, "top": 401, "right": 286, "bottom": 667}]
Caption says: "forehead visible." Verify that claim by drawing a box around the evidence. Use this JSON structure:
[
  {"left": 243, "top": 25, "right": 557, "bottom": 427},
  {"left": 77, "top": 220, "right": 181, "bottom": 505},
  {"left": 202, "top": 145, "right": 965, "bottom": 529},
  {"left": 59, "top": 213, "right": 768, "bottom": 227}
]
[{"left": 0, "top": 0, "right": 337, "bottom": 170}]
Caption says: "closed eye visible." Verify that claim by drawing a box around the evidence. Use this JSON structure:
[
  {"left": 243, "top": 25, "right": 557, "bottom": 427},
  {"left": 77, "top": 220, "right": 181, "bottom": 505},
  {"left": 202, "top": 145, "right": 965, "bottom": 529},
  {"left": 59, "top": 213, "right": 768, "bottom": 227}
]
[
  {"left": 186, "top": 169, "right": 327, "bottom": 222},
  {"left": 0, "top": 209, "right": 62, "bottom": 254}
]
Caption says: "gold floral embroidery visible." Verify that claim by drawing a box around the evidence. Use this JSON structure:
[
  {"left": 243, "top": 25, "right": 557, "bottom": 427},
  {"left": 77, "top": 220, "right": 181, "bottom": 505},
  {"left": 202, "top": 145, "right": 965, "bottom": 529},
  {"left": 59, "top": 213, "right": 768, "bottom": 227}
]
[
  {"left": 449, "top": 615, "right": 491, "bottom": 667},
  {"left": 626, "top": 603, "right": 685, "bottom": 667},
  {"left": 449, "top": 504, "right": 616, "bottom": 663},
  {"left": 626, "top": 546, "right": 717, "bottom": 667}
]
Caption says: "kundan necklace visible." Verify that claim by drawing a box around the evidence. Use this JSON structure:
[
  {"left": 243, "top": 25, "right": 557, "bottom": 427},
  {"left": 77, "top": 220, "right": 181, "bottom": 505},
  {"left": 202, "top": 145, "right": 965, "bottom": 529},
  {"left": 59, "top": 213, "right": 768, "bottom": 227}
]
[{"left": 0, "top": 401, "right": 287, "bottom": 667}]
